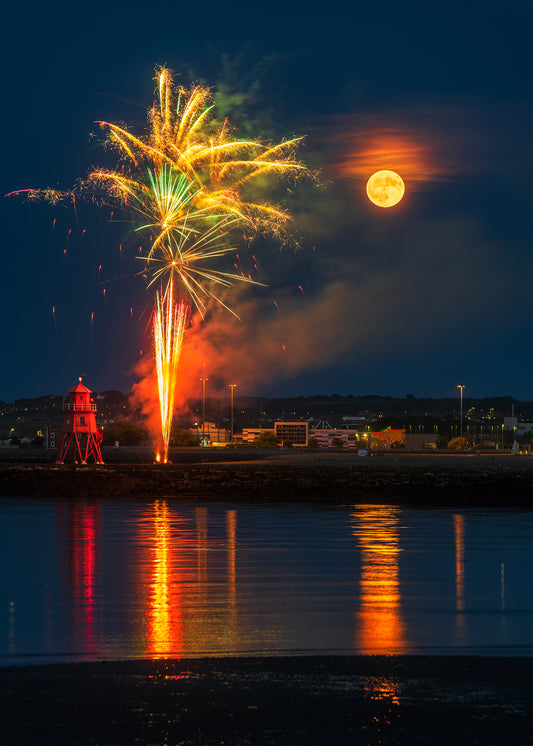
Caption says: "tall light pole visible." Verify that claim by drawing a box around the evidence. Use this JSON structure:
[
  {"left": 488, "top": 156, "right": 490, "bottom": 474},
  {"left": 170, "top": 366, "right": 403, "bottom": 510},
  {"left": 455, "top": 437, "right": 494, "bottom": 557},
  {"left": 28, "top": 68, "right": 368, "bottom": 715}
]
[
  {"left": 457, "top": 385, "right": 465, "bottom": 443},
  {"left": 228, "top": 384, "right": 237, "bottom": 442},
  {"left": 200, "top": 377, "right": 208, "bottom": 444}
]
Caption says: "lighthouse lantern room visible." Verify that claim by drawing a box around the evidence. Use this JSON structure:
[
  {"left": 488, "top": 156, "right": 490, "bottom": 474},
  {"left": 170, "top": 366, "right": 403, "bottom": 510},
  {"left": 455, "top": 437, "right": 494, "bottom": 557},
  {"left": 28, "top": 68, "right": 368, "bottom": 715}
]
[{"left": 56, "top": 378, "right": 104, "bottom": 464}]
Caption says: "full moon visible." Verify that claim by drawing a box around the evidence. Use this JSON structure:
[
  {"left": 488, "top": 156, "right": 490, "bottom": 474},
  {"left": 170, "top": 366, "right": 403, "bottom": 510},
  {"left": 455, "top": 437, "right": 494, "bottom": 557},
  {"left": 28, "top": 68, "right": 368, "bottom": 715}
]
[{"left": 366, "top": 170, "right": 405, "bottom": 208}]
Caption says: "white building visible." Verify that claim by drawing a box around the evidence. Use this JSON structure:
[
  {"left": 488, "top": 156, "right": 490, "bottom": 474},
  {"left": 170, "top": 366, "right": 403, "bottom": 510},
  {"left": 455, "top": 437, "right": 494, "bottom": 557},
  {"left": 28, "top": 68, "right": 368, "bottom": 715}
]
[{"left": 504, "top": 417, "right": 533, "bottom": 436}]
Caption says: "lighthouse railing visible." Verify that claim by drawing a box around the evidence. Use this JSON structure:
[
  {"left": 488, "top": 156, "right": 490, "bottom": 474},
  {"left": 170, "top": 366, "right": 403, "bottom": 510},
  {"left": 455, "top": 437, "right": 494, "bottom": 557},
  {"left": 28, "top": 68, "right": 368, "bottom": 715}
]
[{"left": 63, "top": 402, "right": 97, "bottom": 411}]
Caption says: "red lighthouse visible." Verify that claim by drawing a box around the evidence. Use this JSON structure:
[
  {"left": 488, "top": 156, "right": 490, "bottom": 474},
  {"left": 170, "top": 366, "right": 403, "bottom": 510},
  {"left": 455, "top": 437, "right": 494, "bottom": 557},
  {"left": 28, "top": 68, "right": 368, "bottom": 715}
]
[{"left": 56, "top": 378, "right": 104, "bottom": 464}]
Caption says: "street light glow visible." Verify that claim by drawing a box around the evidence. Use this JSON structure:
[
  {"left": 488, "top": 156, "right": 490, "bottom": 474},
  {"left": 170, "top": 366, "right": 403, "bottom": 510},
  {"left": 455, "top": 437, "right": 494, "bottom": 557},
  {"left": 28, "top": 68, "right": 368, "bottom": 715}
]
[
  {"left": 229, "top": 384, "right": 237, "bottom": 443},
  {"left": 457, "top": 385, "right": 465, "bottom": 444}
]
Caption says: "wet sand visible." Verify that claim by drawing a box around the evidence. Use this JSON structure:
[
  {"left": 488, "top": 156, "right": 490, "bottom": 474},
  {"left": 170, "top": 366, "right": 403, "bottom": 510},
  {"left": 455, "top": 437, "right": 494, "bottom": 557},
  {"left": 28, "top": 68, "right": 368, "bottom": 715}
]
[{"left": 2, "top": 655, "right": 533, "bottom": 745}]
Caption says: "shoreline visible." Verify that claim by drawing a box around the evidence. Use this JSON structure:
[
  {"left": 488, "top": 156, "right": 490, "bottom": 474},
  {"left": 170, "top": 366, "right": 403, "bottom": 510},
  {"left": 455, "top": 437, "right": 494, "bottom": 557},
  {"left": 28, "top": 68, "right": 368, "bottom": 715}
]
[
  {"left": 2, "top": 655, "right": 533, "bottom": 745},
  {"left": 1, "top": 452, "right": 533, "bottom": 505}
]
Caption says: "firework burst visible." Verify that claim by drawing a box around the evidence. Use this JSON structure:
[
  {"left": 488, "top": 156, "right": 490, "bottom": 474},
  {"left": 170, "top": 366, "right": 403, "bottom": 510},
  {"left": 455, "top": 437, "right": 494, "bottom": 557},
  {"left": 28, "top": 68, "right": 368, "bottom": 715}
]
[{"left": 91, "top": 66, "right": 312, "bottom": 244}]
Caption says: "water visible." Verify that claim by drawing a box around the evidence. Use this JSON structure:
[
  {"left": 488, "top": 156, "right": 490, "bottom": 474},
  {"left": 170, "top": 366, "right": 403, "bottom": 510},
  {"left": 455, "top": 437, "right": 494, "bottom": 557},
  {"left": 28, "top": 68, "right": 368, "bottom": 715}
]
[{"left": 2, "top": 497, "right": 533, "bottom": 664}]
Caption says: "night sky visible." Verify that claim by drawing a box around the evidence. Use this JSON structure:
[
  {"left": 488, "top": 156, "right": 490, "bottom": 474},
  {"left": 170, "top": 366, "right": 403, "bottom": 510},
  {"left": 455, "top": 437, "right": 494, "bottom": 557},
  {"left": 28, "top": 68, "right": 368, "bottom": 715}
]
[{"left": 1, "top": 0, "right": 531, "bottom": 403}]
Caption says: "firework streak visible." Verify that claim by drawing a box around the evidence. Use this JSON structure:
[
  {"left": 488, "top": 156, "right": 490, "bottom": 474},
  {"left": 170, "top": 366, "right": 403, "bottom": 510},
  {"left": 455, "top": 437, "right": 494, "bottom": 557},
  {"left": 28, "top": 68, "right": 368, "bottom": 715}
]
[{"left": 153, "top": 278, "right": 187, "bottom": 463}]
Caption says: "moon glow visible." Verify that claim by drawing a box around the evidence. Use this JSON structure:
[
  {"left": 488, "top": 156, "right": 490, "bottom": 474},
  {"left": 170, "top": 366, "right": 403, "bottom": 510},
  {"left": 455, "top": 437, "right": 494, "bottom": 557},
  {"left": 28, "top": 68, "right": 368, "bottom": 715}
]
[{"left": 366, "top": 170, "right": 405, "bottom": 208}]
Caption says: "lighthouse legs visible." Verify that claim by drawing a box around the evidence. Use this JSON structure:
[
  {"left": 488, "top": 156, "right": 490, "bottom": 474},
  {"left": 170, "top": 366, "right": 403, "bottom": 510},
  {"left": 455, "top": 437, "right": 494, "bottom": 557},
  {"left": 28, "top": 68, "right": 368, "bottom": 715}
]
[{"left": 56, "top": 432, "right": 104, "bottom": 465}]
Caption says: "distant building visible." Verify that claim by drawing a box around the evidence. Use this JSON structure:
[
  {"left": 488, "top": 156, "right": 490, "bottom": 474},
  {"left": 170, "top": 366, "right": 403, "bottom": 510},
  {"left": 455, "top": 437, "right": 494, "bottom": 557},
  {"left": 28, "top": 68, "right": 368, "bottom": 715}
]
[
  {"left": 45, "top": 425, "right": 62, "bottom": 450},
  {"left": 275, "top": 422, "right": 308, "bottom": 447},
  {"left": 309, "top": 427, "right": 363, "bottom": 449},
  {"left": 242, "top": 427, "right": 275, "bottom": 444},
  {"left": 504, "top": 417, "right": 533, "bottom": 436},
  {"left": 190, "top": 421, "right": 231, "bottom": 444},
  {"left": 370, "top": 429, "right": 406, "bottom": 449},
  {"left": 404, "top": 433, "right": 437, "bottom": 450},
  {"left": 239, "top": 422, "right": 312, "bottom": 447}
]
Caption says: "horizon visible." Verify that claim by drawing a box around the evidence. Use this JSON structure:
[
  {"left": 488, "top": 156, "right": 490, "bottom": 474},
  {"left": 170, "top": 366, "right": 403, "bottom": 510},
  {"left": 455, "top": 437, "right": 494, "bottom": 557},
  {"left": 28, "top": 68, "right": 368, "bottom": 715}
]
[{"left": 1, "top": 387, "right": 530, "bottom": 405}]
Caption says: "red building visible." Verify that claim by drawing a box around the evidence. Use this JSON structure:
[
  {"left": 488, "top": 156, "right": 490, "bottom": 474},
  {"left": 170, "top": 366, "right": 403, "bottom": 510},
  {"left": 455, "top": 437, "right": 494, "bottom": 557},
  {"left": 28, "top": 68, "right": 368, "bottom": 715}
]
[
  {"left": 56, "top": 378, "right": 104, "bottom": 464},
  {"left": 370, "top": 429, "right": 406, "bottom": 449}
]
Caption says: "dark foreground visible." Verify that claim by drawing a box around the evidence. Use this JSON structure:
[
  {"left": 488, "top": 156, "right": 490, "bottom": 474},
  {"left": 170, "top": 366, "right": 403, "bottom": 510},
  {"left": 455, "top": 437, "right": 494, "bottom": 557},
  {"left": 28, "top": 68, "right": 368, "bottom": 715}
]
[{"left": 2, "top": 656, "right": 533, "bottom": 745}]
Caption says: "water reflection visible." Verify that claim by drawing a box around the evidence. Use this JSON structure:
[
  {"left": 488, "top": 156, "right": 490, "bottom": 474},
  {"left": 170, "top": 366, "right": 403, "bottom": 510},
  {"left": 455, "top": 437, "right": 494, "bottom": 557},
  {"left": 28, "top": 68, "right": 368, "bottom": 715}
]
[
  {"left": 453, "top": 514, "right": 467, "bottom": 645},
  {"left": 196, "top": 506, "right": 208, "bottom": 585},
  {"left": 227, "top": 510, "right": 237, "bottom": 615},
  {"left": 3, "top": 498, "right": 533, "bottom": 663},
  {"left": 56, "top": 501, "right": 101, "bottom": 654},
  {"left": 351, "top": 506, "right": 407, "bottom": 657},
  {"left": 147, "top": 499, "right": 182, "bottom": 658},
  {"left": 454, "top": 514, "right": 465, "bottom": 611},
  {"left": 143, "top": 502, "right": 240, "bottom": 657}
]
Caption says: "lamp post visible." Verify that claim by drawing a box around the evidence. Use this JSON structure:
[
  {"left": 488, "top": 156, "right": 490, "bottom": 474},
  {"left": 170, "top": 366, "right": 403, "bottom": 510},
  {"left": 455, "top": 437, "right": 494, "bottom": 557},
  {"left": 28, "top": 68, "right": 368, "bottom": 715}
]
[
  {"left": 200, "top": 377, "right": 208, "bottom": 444},
  {"left": 228, "top": 384, "right": 237, "bottom": 442},
  {"left": 457, "top": 385, "right": 465, "bottom": 444}
]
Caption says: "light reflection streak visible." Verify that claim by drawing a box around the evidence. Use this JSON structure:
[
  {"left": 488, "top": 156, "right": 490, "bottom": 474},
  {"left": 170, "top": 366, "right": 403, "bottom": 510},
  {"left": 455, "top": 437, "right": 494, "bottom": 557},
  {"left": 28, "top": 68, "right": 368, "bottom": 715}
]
[
  {"left": 56, "top": 502, "right": 101, "bottom": 653},
  {"left": 352, "top": 505, "right": 407, "bottom": 652},
  {"left": 351, "top": 506, "right": 406, "bottom": 704},
  {"left": 142, "top": 504, "right": 244, "bottom": 656},
  {"left": 454, "top": 514, "right": 465, "bottom": 611},
  {"left": 147, "top": 499, "right": 183, "bottom": 658},
  {"left": 196, "top": 507, "right": 208, "bottom": 585},
  {"left": 453, "top": 514, "right": 467, "bottom": 644},
  {"left": 227, "top": 510, "right": 237, "bottom": 614}
]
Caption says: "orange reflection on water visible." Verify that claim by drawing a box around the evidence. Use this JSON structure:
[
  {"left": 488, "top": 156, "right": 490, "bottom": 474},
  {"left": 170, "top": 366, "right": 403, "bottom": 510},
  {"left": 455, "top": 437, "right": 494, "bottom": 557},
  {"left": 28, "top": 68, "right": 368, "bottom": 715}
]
[
  {"left": 144, "top": 503, "right": 239, "bottom": 657},
  {"left": 147, "top": 499, "right": 183, "bottom": 658},
  {"left": 454, "top": 514, "right": 465, "bottom": 611},
  {"left": 352, "top": 506, "right": 407, "bottom": 657},
  {"left": 196, "top": 506, "right": 208, "bottom": 585},
  {"left": 227, "top": 510, "right": 237, "bottom": 610},
  {"left": 453, "top": 513, "right": 467, "bottom": 644}
]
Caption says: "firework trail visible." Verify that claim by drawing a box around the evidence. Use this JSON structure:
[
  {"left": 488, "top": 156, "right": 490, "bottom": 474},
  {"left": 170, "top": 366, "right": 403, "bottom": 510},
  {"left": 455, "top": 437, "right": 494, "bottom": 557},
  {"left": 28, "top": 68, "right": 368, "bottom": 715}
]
[
  {"left": 153, "top": 277, "right": 188, "bottom": 462},
  {"left": 52, "top": 306, "right": 58, "bottom": 337}
]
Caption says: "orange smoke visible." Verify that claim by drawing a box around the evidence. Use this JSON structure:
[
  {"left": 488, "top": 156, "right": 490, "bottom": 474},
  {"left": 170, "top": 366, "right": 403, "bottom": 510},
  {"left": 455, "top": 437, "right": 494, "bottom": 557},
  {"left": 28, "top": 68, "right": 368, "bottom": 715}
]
[
  {"left": 130, "top": 301, "right": 284, "bottom": 437},
  {"left": 130, "top": 282, "right": 373, "bottom": 435},
  {"left": 130, "top": 355, "right": 163, "bottom": 454},
  {"left": 333, "top": 127, "right": 439, "bottom": 188},
  {"left": 329, "top": 108, "right": 470, "bottom": 190}
]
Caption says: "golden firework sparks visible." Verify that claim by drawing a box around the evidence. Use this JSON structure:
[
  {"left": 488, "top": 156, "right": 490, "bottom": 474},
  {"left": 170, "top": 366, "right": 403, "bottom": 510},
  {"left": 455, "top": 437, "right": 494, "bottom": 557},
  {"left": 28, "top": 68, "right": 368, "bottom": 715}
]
[
  {"left": 153, "top": 277, "right": 188, "bottom": 463},
  {"left": 92, "top": 66, "right": 312, "bottom": 243}
]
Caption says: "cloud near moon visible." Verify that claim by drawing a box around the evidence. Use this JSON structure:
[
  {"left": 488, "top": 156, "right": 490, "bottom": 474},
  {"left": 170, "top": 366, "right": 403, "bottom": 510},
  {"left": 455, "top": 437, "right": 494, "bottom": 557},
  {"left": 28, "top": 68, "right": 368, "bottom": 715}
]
[
  {"left": 326, "top": 104, "right": 486, "bottom": 192},
  {"left": 331, "top": 126, "right": 441, "bottom": 191}
]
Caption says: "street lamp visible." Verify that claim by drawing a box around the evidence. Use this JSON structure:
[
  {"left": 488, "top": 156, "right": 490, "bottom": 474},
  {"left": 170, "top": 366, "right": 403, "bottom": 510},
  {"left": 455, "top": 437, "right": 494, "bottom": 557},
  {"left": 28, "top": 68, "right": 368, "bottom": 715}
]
[
  {"left": 228, "top": 384, "right": 237, "bottom": 442},
  {"left": 200, "top": 377, "right": 208, "bottom": 444},
  {"left": 457, "top": 385, "right": 465, "bottom": 444}
]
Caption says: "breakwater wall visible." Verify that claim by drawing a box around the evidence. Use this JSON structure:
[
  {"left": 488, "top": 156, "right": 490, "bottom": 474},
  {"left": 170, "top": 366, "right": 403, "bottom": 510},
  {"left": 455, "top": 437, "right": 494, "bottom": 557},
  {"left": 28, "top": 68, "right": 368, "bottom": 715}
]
[{"left": 2, "top": 456, "right": 533, "bottom": 505}]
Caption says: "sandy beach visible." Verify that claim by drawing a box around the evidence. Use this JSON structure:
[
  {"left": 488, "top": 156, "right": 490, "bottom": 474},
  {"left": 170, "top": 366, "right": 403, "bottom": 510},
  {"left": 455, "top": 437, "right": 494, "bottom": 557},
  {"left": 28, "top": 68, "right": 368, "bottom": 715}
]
[{"left": 2, "top": 655, "right": 533, "bottom": 745}]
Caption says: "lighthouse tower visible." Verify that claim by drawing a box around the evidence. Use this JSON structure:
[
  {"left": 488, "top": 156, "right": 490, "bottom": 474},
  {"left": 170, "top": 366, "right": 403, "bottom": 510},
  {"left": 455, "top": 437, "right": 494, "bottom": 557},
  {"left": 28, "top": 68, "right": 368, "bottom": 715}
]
[{"left": 56, "top": 378, "right": 104, "bottom": 464}]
